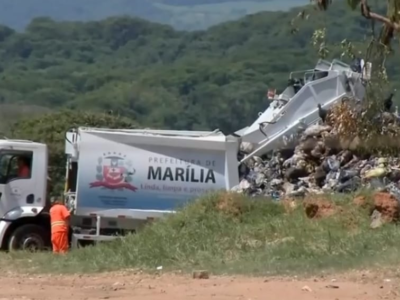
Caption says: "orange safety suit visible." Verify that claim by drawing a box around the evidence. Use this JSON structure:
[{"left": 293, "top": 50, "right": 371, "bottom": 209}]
[{"left": 49, "top": 204, "right": 70, "bottom": 254}]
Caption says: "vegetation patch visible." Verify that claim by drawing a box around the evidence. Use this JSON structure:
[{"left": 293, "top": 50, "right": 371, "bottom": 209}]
[
  {"left": 4, "top": 191, "right": 400, "bottom": 276},
  {"left": 0, "top": 1, "right": 398, "bottom": 137}
]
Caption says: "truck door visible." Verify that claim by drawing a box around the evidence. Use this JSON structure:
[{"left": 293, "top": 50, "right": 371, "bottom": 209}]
[{"left": 0, "top": 150, "right": 36, "bottom": 216}]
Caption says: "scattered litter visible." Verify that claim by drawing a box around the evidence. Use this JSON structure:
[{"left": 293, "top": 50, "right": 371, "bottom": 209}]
[
  {"left": 233, "top": 99, "right": 400, "bottom": 203},
  {"left": 325, "top": 285, "right": 339, "bottom": 289},
  {"left": 301, "top": 285, "right": 312, "bottom": 292},
  {"left": 192, "top": 270, "right": 210, "bottom": 279}
]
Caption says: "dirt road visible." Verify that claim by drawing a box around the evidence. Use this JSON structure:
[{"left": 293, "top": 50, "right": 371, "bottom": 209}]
[{"left": 0, "top": 271, "right": 398, "bottom": 300}]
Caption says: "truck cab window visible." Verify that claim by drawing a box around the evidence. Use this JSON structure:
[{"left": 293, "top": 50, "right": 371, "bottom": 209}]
[{"left": 0, "top": 152, "right": 32, "bottom": 184}]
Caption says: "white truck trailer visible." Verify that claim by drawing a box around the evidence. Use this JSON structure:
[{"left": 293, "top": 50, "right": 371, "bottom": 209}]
[{"left": 0, "top": 59, "right": 369, "bottom": 251}]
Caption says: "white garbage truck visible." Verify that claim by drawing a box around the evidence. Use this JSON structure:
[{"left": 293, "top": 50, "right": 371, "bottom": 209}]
[
  {"left": 0, "top": 128, "right": 239, "bottom": 250},
  {"left": 0, "top": 58, "right": 369, "bottom": 251}
]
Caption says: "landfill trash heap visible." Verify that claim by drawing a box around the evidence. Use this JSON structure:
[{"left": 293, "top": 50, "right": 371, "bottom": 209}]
[{"left": 233, "top": 98, "right": 400, "bottom": 200}]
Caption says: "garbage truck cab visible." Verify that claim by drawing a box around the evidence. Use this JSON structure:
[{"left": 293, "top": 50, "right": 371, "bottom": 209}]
[{"left": 0, "top": 139, "right": 50, "bottom": 251}]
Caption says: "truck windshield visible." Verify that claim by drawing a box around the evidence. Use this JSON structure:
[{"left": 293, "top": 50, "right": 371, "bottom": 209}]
[
  {"left": 0, "top": 154, "right": 17, "bottom": 183},
  {"left": 0, "top": 152, "right": 32, "bottom": 183}
]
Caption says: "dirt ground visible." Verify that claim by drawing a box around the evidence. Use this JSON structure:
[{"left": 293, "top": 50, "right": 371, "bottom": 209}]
[{"left": 0, "top": 271, "right": 398, "bottom": 300}]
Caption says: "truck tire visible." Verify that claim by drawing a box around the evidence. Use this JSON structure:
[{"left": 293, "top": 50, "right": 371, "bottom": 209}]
[{"left": 8, "top": 224, "right": 50, "bottom": 252}]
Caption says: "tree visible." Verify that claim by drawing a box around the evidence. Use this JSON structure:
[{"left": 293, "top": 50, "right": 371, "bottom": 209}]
[
  {"left": 1, "top": 4, "right": 400, "bottom": 138},
  {"left": 315, "top": 0, "right": 400, "bottom": 48},
  {"left": 10, "top": 110, "right": 137, "bottom": 195},
  {"left": 308, "top": 0, "right": 400, "bottom": 152}
]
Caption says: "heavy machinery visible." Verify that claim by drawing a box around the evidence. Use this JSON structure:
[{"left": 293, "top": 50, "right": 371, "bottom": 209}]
[
  {"left": 237, "top": 58, "right": 370, "bottom": 162},
  {"left": 0, "top": 58, "right": 369, "bottom": 251}
]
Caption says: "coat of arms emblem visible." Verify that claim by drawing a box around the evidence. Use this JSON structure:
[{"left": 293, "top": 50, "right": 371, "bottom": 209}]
[{"left": 89, "top": 152, "right": 138, "bottom": 191}]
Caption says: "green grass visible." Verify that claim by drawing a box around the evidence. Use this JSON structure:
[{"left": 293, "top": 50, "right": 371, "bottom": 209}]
[{"left": 3, "top": 191, "right": 400, "bottom": 276}]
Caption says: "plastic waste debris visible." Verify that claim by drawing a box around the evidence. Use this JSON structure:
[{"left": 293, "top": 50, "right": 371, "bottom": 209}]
[{"left": 232, "top": 101, "right": 400, "bottom": 200}]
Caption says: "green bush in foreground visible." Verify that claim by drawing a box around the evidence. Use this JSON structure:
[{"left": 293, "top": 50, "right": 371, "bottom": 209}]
[{"left": 4, "top": 192, "right": 400, "bottom": 275}]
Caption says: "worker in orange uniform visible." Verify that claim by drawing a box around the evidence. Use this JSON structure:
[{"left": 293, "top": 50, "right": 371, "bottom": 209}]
[
  {"left": 17, "top": 157, "right": 30, "bottom": 178},
  {"left": 49, "top": 197, "right": 71, "bottom": 254}
]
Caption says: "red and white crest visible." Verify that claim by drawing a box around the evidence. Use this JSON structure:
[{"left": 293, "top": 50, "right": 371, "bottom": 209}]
[
  {"left": 103, "top": 165, "right": 126, "bottom": 185},
  {"left": 90, "top": 153, "right": 138, "bottom": 192}
]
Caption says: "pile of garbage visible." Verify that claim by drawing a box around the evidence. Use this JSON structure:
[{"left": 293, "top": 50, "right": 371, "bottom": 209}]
[{"left": 233, "top": 100, "right": 400, "bottom": 200}]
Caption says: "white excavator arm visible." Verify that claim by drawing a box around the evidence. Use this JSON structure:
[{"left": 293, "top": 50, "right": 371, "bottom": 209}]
[{"left": 237, "top": 58, "right": 370, "bottom": 163}]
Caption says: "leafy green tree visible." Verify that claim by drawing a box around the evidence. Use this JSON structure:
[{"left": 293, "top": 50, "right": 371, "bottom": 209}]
[
  {"left": 314, "top": 0, "right": 400, "bottom": 48},
  {"left": 0, "top": 1, "right": 399, "bottom": 138}
]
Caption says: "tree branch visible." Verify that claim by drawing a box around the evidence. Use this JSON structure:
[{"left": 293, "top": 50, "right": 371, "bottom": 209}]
[{"left": 361, "top": 0, "right": 400, "bottom": 31}]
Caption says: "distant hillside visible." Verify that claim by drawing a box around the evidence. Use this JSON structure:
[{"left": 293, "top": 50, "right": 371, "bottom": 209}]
[
  {"left": 158, "top": 0, "right": 267, "bottom": 4},
  {"left": 0, "top": 0, "right": 397, "bottom": 134},
  {"left": 0, "top": 0, "right": 309, "bottom": 31}
]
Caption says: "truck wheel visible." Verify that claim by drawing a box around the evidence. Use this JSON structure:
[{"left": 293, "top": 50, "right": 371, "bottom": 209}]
[{"left": 8, "top": 224, "right": 50, "bottom": 252}]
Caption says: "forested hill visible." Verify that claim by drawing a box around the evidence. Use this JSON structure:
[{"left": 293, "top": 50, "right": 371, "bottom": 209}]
[
  {"left": 0, "top": 0, "right": 308, "bottom": 31},
  {"left": 0, "top": 0, "right": 399, "bottom": 134}
]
